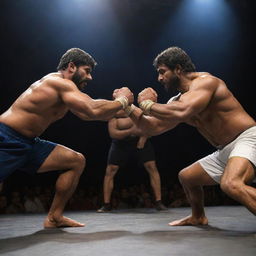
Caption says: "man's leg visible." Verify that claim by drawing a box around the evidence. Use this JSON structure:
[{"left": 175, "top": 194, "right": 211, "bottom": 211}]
[
  {"left": 37, "top": 144, "right": 85, "bottom": 228},
  {"left": 169, "top": 162, "right": 217, "bottom": 226},
  {"left": 143, "top": 160, "right": 167, "bottom": 210},
  {"left": 220, "top": 157, "right": 256, "bottom": 215},
  {"left": 97, "top": 164, "right": 119, "bottom": 212},
  {"left": 144, "top": 161, "right": 161, "bottom": 201}
]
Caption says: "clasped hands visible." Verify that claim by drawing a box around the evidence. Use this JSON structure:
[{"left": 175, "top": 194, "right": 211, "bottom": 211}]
[{"left": 113, "top": 87, "right": 157, "bottom": 115}]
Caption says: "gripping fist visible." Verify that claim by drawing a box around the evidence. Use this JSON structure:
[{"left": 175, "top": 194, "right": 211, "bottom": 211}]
[
  {"left": 113, "top": 87, "right": 134, "bottom": 105},
  {"left": 137, "top": 87, "right": 158, "bottom": 104}
]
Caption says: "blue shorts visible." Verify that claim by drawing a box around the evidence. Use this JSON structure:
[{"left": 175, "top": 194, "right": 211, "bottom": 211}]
[{"left": 0, "top": 123, "right": 57, "bottom": 182}]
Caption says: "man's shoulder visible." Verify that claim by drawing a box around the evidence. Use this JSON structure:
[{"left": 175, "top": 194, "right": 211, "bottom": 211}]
[
  {"left": 40, "top": 73, "right": 75, "bottom": 90},
  {"left": 196, "top": 73, "right": 217, "bottom": 82},
  {"left": 193, "top": 73, "right": 223, "bottom": 90},
  {"left": 194, "top": 74, "right": 231, "bottom": 102}
]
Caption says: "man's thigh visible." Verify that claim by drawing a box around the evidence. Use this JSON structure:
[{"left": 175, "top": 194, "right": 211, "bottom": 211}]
[
  {"left": 181, "top": 162, "right": 218, "bottom": 186},
  {"left": 107, "top": 142, "right": 130, "bottom": 166},
  {"left": 37, "top": 144, "right": 83, "bottom": 173}
]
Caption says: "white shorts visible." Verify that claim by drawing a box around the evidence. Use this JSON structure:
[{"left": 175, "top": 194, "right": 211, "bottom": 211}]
[{"left": 198, "top": 126, "right": 256, "bottom": 184}]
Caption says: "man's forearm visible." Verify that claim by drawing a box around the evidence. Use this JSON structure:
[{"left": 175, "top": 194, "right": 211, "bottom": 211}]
[
  {"left": 129, "top": 108, "right": 157, "bottom": 136},
  {"left": 130, "top": 104, "right": 179, "bottom": 136},
  {"left": 71, "top": 99, "right": 123, "bottom": 121},
  {"left": 90, "top": 99, "right": 124, "bottom": 121}
]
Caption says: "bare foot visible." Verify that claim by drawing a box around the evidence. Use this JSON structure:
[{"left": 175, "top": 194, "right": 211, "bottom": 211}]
[
  {"left": 168, "top": 215, "right": 208, "bottom": 226},
  {"left": 44, "top": 216, "right": 85, "bottom": 228}
]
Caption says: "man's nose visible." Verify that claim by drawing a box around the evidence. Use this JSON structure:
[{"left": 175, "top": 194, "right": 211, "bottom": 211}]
[
  {"left": 158, "top": 74, "right": 163, "bottom": 82},
  {"left": 87, "top": 74, "right": 92, "bottom": 80}
]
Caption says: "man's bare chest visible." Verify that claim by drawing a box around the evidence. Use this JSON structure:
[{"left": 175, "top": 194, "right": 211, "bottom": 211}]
[{"left": 186, "top": 109, "right": 214, "bottom": 128}]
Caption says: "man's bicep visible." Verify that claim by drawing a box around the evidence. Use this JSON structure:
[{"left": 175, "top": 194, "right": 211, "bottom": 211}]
[
  {"left": 63, "top": 90, "right": 89, "bottom": 105},
  {"left": 179, "top": 87, "right": 213, "bottom": 116},
  {"left": 60, "top": 86, "right": 94, "bottom": 118}
]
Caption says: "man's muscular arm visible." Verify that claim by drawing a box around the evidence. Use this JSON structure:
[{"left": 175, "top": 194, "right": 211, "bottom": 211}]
[
  {"left": 131, "top": 77, "right": 217, "bottom": 136},
  {"left": 129, "top": 106, "right": 173, "bottom": 136},
  {"left": 124, "top": 88, "right": 173, "bottom": 136},
  {"left": 58, "top": 79, "right": 133, "bottom": 121}
]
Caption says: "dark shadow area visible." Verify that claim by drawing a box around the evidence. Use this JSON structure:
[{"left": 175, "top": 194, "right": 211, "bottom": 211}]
[
  {"left": 1, "top": 226, "right": 255, "bottom": 254},
  {"left": 0, "top": 229, "right": 132, "bottom": 253}
]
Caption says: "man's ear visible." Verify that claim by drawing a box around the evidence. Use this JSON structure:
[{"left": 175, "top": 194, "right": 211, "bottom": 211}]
[
  {"left": 175, "top": 64, "right": 182, "bottom": 75},
  {"left": 67, "top": 62, "right": 77, "bottom": 74}
]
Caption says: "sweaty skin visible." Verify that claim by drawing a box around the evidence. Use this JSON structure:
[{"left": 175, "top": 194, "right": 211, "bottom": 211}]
[
  {"left": 132, "top": 71, "right": 256, "bottom": 148},
  {"left": 0, "top": 64, "right": 133, "bottom": 228},
  {"left": 128, "top": 64, "right": 256, "bottom": 225},
  {"left": 0, "top": 72, "right": 132, "bottom": 138},
  {"left": 109, "top": 109, "right": 147, "bottom": 147}
]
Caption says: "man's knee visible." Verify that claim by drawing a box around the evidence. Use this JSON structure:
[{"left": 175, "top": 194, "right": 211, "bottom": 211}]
[
  {"left": 144, "top": 161, "right": 157, "bottom": 173},
  {"left": 106, "top": 165, "right": 119, "bottom": 177},
  {"left": 70, "top": 151, "right": 86, "bottom": 174},
  {"left": 178, "top": 168, "right": 191, "bottom": 185},
  {"left": 178, "top": 167, "right": 200, "bottom": 187},
  {"left": 220, "top": 177, "right": 242, "bottom": 196}
]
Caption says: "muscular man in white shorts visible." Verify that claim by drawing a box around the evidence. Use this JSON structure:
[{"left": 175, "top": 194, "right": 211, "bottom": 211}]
[{"left": 115, "top": 46, "right": 256, "bottom": 226}]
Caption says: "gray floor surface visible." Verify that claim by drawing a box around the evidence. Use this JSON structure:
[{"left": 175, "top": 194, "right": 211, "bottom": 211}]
[{"left": 0, "top": 206, "right": 255, "bottom": 256}]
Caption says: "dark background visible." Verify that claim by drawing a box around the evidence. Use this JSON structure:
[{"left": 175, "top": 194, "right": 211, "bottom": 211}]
[{"left": 0, "top": 0, "right": 255, "bottom": 190}]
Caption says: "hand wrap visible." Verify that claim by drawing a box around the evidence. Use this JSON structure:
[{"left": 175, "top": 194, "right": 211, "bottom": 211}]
[
  {"left": 124, "top": 104, "right": 135, "bottom": 116},
  {"left": 114, "top": 96, "right": 129, "bottom": 109},
  {"left": 139, "top": 100, "right": 155, "bottom": 115}
]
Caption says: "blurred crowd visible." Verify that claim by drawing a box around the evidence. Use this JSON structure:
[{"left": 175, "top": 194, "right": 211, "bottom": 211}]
[{"left": 0, "top": 182, "right": 240, "bottom": 214}]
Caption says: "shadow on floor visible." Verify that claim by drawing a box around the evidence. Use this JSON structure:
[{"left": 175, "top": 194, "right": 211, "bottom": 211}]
[
  {"left": 0, "top": 225, "right": 255, "bottom": 254},
  {"left": 0, "top": 229, "right": 132, "bottom": 253}
]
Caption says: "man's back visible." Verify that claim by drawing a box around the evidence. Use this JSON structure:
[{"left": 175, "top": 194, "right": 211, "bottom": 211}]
[
  {"left": 0, "top": 73, "right": 71, "bottom": 137},
  {"left": 184, "top": 74, "right": 255, "bottom": 146}
]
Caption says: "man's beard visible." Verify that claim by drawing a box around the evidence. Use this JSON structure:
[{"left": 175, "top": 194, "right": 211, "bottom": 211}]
[
  {"left": 72, "top": 70, "right": 87, "bottom": 90},
  {"left": 165, "top": 75, "right": 180, "bottom": 93}
]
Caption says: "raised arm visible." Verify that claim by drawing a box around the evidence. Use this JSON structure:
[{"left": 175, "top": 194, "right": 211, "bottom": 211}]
[
  {"left": 130, "top": 77, "right": 217, "bottom": 136},
  {"left": 112, "top": 90, "right": 165, "bottom": 136},
  {"left": 129, "top": 105, "right": 174, "bottom": 136},
  {"left": 59, "top": 79, "right": 134, "bottom": 121}
]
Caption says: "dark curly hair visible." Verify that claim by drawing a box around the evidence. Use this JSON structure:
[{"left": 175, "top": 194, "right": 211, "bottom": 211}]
[
  {"left": 57, "top": 48, "right": 97, "bottom": 71},
  {"left": 153, "top": 47, "right": 196, "bottom": 72}
]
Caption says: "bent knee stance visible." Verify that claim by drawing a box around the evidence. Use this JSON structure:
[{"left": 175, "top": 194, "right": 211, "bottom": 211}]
[
  {"left": 70, "top": 151, "right": 86, "bottom": 175},
  {"left": 178, "top": 169, "right": 190, "bottom": 185},
  {"left": 220, "top": 178, "right": 242, "bottom": 196}
]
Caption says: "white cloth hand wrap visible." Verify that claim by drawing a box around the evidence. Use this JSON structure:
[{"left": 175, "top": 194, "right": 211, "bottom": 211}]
[
  {"left": 124, "top": 104, "right": 135, "bottom": 116},
  {"left": 139, "top": 100, "right": 155, "bottom": 115},
  {"left": 115, "top": 96, "right": 129, "bottom": 109}
]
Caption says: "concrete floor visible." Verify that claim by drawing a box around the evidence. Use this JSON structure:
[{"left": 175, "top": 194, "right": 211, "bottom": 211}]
[{"left": 0, "top": 206, "right": 255, "bottom": 256}]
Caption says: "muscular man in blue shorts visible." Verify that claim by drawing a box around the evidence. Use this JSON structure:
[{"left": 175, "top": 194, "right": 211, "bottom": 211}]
[{"left": 0, "top": 48, "right": 133, "bottom": 228}]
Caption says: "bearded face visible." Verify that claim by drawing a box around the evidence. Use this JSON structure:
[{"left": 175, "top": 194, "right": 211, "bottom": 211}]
[
  {"left": 158, "top": 65, "right": 181, "bottom": 93},
  {"left": 72, "top": 69, "right": 87, "bottom": 90},
  {"left": 165, "top": 73, "right": 181, "bottom": 93}
]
